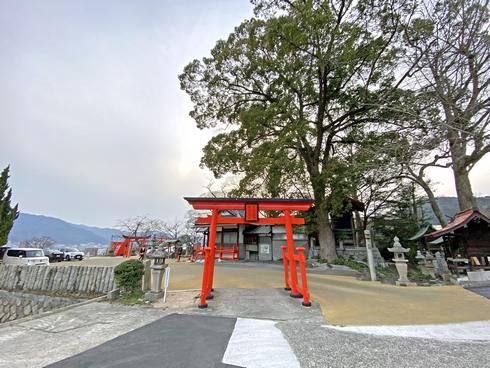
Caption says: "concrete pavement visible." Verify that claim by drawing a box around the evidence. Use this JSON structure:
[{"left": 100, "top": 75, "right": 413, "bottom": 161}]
[{"left": 0, "top": 302, "right": 167, "bottom": 368}]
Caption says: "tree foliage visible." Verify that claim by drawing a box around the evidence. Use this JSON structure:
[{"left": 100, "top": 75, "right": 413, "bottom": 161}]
[
  {"left": 180, "top": 0, "right": 416, "bottom": 260},
  {"left": 0, "top": 166, "right": 19, "bottom": 246}
]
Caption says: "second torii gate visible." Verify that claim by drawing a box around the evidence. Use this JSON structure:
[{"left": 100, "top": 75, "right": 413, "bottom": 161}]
[{"left": 184, "top": 197, "right": 315, "bottom": 308}]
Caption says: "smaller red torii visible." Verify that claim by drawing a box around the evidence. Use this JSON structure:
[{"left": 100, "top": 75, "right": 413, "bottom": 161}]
[{"left": 184, "top": 197, "right": 314, "bottom": 308}]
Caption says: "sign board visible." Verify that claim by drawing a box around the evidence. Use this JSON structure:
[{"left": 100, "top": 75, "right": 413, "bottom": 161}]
[
  {"left": 260, "top": 244, "right": 270, "bottom": 254},
  {"left": 245, "top": 203, "right": 259, "bottom": 222},
  {"left": 163, "top": 267, "right": 171, "bottom": 303}
]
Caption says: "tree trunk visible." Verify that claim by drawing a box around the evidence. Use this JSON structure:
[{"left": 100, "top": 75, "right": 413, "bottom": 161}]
[
  {"left": 447, "top": 128, "right": 477, "bottom": 211},
  {"left": 317, "top": 209, "right": 337, "bottom": 262},
  {"left": 418, "top": 181, "right": 448, "bottom": 227},
  {"left": 452, "top": 166, "right": 477, "bottom": 211}
]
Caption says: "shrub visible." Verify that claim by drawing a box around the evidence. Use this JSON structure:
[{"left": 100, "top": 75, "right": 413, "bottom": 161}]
[{"left": 114, "top": 260, "right": 144, "bottom": 292}]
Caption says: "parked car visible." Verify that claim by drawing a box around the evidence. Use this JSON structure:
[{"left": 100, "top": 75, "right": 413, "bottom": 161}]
[
  {"left": 2, "top": 248, "right": 49, "bottom": 266},
  {"left": 59, "top": 248, "right": 84, "bottom": 261},
  {"left": 0, "top": 246, "right": 11, "bottom": 262},
  {"left": 44, "top": 248, "right": 64, "bottom": 262}
]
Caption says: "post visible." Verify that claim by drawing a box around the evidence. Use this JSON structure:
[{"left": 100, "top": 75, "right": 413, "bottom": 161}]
[
  {"left": 364, "top": 230, "right": 377, "bottom": 281},
  {"left": 281, "top": 246, "right": 291, "bottom": 290},
  {"left": 297, "top": 247, "right": 311, "bottom": 306},
  {"left": 206, "top": 209, "right": 219, "bottom": 297},
  {"left": 198, "top": 248, "right": 211, "bottom": 308},
  {"left": 141, "top": 259, "right": 151, "bottom": 292},
  {"left": 285, "top": 210, "right": 301, "bottom": 298}
]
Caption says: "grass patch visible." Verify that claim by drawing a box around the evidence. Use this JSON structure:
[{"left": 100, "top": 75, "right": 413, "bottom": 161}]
[
  {"left": 408, "top": 268, "right": 434, "bottom": 282},
  {"left": 332, "top": 256, "right": 368, "bottom": 272},
  {"left": 120, "top": 290, "right": 144, "bottom": 305},
  {"left": 375, "top": 264, "right": 398, "bottom": 283}
]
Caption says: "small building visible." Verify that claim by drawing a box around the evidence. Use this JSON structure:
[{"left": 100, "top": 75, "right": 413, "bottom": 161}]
[
  {"left": 200, "top": 222, "right": 308, "bottom": 261},
  {"left": 408, "top": 223, "right": 440, "bottom": 251},
  {"left": 428, "top": 208, "right": 490, "bottom": 271}
]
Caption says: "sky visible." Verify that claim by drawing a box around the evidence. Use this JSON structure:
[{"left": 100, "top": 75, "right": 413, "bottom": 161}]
[{"left": 0, "top": 0, "right": 489, "bottom": 228}]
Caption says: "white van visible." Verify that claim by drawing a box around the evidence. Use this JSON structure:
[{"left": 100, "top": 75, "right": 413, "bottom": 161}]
[{"left": 3, "top": 248, "right": 50, "bottom": 266}]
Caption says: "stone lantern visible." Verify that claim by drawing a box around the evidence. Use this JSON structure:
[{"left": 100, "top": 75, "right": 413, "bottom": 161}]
[
  {"left": 388, "top": 237, "right": 414, "bottom": 286},
  {"left": 144, "top": 248, "right": 168, "bottom": 301}
]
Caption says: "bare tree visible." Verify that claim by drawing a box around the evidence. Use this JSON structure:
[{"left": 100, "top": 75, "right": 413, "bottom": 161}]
[
  {"left": 405, "top": 0, "right": 490, "bottom": 211},
  {"left": 115, "top": 215, "right": 160, "bottom": 237},
  {"left": 161, "top": 219, "right": 184, "bottom": 240},
  {"left": 20, "top": 236, "right": 56, "bottom": 249}
]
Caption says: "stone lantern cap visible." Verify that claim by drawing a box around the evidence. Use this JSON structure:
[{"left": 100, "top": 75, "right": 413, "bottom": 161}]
[
  {"left": 146, "top": 248, "right": 168, "bottom": 265},
  {"left": 388, "top": 237, "right": 409, "bottom": 253}
]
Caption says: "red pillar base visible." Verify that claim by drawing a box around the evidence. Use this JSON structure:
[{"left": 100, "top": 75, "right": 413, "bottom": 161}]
[
  {"left": 284, "top": 287, "right": 291, "bottom": 291},
  {"left": 290, "top": 293, "right": 303, "bottom": 298},
  {"left": 205, "top": 293, "right": 214, "bottom": 300},
  {"left": 198, "top": 303, "right": 208, "bottom": 309},
  {"left": 302, "top": 301, "right": 312, "bottom": 307}
]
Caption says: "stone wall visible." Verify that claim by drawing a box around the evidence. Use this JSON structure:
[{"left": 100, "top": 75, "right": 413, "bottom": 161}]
[
  {"left": 0, "top": 290, "right": 81, "bottom": 323},
  {"left": 0, "top": 265, "right": 116, "bottom": 295}
]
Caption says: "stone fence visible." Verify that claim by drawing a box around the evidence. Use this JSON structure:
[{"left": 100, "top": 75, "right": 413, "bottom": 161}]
[
  {"left": 0, "top": 290, "right": 81, "bottom": 323},
  {"left": 0, "top": 265, "right": 116, "bottom": 295}
]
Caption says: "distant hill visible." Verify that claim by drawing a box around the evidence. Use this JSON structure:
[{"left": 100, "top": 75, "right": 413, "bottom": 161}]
[
  {"left": 422, "top": 196, "right": 490, "bottom": 225},
  {"left": 8, "top": 213, "right": 121, "bottom": 246}
]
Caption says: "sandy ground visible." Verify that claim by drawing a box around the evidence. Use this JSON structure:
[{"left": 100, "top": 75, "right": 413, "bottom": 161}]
[{"left": 56, "top": 256, "right": 490, "bottom": 325}]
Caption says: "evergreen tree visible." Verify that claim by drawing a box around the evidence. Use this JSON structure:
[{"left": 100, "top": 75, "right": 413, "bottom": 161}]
[{"left": 0, "top": 166, "right": 19, "bottom": 246}]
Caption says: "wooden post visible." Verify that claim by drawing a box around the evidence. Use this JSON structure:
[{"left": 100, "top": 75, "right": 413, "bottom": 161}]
[
  {"left": 206, "top": 209, "right": 219, "bottom": 297},
  {"left": 297, "top": 247, "right": 311, "bottom": 306},
  {"left": 281, "top": 246, "right": 290, "bottom": 290},
  {"left": 285, "top": 210, "right": 302, "bottom": 298}
]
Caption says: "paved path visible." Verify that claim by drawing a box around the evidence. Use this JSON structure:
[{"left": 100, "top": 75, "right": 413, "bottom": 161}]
[
  {"left": 0, "top": 302, "right": 167, "bottom": 368},
  {"left": 468, "top": 286, "right": 490, "bottom": 299},
  {"left": 1, "top": 294, "right": 489, "bottom": 368},
  {"left": 278, "top": 321, "right": 490, "bottom": 368},
  {"left": 48, "top": 314, "right": 239, "bottom": 368},
  {"left": 55, "top": 257, "right": 490, "bottom": 325},
  {"left": 324, "top": 320, "right": 490, "bottom": 341},
  {"left": 166, "top": 261, "right": 490, "bottom": 325}
]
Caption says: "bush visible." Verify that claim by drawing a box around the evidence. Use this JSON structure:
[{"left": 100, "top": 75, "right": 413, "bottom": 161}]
[{"left": 114, "top": 260, "right": 144, "bottom": 292}]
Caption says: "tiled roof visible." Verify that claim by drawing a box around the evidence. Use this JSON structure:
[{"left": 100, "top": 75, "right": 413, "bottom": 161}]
[{"left": 429, "top": 208, "right": 490, "bottom": 238}]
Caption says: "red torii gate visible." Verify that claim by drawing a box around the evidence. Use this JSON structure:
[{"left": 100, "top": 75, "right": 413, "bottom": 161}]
[{"left": 184, "top": 197, "right": 315, "bottom": 308}]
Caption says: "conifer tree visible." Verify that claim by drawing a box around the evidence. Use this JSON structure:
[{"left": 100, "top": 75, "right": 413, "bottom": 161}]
[{"left": 0, "top": 166, "right": 19, "bottom": 245}]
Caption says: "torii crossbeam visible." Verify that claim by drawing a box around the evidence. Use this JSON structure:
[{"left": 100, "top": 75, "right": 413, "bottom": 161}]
[{"left": 184, "top": 197, "right": 315, "bottom": 308}]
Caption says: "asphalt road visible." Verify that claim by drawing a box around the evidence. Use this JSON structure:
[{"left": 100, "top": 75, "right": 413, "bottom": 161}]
[
  {"left": 47, "top": 314, "right": 240, "bottom": 368},
  {"left": 468, "top": 286, "right": 490, "bottom": 299}
]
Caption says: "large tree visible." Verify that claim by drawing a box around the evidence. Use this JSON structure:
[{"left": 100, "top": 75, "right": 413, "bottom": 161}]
[
  {"left": 180, "top": 0, "right": 415, "bottom": 260},
  {"left": 405, "top": 0, "right": 490, "bottom": 211},
  {"left": 0, "top": 166, "right": 19, "bottom": 246}
]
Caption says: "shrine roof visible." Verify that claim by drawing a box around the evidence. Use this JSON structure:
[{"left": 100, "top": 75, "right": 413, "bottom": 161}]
[{"left": 429, "top": 208, "right": 490, "bottom": 238}]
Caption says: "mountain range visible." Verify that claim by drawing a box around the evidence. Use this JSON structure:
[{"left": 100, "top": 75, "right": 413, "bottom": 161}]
[
  {"left": 7, "top": 196, "right": 490, "bottom": 245},
  {"left": 8, "top": 213, "right": 121, "bottom": 246},
  {"left": 422, "top": 196, "right": 490, "bottom": 225}
]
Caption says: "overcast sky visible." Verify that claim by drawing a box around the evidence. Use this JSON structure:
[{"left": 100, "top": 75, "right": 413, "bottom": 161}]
[{"left": 0, "top": 0, "right": 489, "bottom": 228}]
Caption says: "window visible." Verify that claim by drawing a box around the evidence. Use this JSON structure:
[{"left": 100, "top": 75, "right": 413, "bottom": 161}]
[
  {"left": 7, "top": 249, "right": 20, "bottom": 257},
  {"left": 26, "top": 250, "right": 44, "bottom": 258}
]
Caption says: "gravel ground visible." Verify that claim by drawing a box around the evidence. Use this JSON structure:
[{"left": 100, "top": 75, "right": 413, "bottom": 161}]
[{"left": 277, "top": 321, "right": 490, "bottom": 368}]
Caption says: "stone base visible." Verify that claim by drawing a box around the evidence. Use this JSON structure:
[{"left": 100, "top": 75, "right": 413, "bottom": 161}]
[
  {"left": 144, "top": 291, "right": 164, "bottom": 302},
  {"left": 106, "top": 289, "right": 120, "bottom": 300},
  {"left": 396, "top": 281, "right": 417, "bottom": 286}
]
